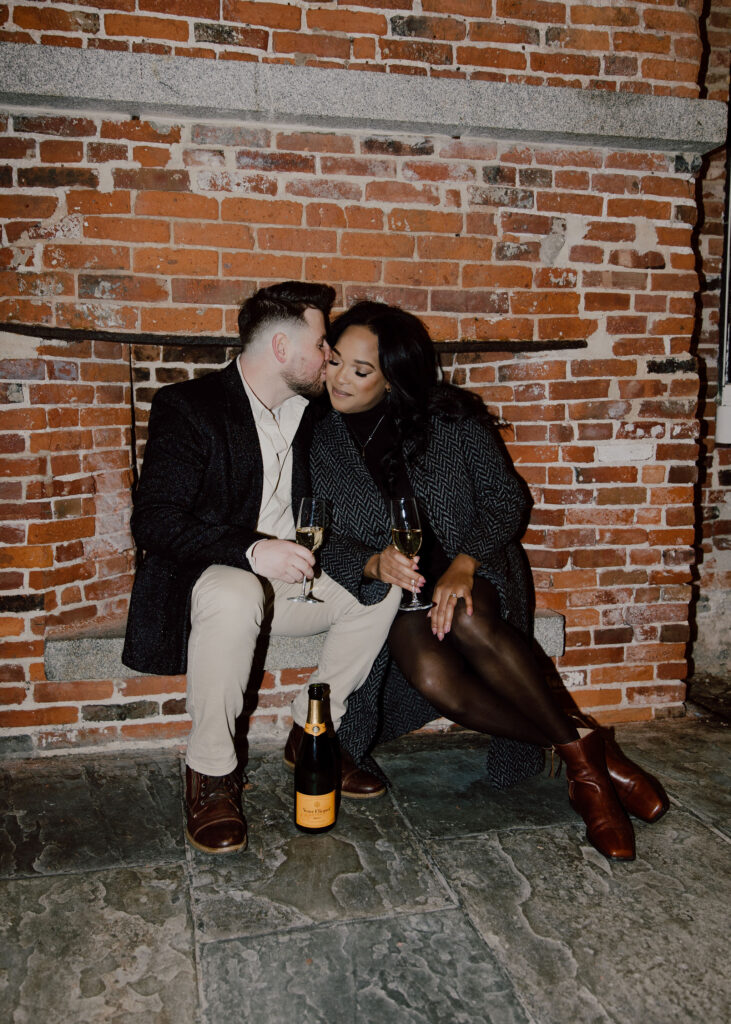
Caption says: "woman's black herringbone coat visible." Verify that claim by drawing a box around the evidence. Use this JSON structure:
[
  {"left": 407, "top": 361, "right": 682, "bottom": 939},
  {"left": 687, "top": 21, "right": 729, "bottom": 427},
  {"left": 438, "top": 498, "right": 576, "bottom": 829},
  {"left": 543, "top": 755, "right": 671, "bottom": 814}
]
[{"left": 311, "top": 407, "right": 544, "bottom": 788}]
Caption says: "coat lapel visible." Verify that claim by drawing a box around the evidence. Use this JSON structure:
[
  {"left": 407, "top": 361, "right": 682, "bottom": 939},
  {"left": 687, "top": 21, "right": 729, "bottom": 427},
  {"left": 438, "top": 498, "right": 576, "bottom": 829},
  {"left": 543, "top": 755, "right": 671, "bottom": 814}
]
[
  {"left": 292, "top": 404, "right": 318, "bottom": 512},
  {"left": 218, "top": 359, "right": 264, "bottom": 524},
  {"left": 219, "top": 359, "right": 323, "bottom": 526}
]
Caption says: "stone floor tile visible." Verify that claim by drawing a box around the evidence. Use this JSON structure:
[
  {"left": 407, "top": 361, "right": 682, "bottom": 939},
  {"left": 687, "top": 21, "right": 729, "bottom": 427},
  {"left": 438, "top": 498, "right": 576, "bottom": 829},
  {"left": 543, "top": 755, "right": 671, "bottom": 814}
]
[
  {"left": 0, "top": 752, "right": 185, "bottom": 878},
  {"left": 200, "top": 908, "right": 533, "bottom": 1024},
  {"left": 376, "top": 743, "right": 575, "bottom": 838},
  {"left": 430, "top": 807, "right": 731, "bottom": 1024},
  {"left": 0, "top": 718, "right": 727, "bottom": 1024},
  {"left": 0, "top": 863, "right": 198, "bottom": 1024},
  {"left": 186, "top": 757, "right": 454, "bottom": 943},
  {"left": 612, "top": 721, "right": 731, "bottom": 838}
]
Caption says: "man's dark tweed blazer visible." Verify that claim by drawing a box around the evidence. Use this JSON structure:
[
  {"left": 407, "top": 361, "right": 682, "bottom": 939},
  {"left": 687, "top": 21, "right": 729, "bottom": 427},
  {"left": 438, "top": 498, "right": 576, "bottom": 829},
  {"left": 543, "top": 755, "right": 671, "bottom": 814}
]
[
  {"left": 122, "top": 359, "right": 316, "bottom": 676},
  {"left": 312, "top": 408, "right": 544, "bottom": 788}
]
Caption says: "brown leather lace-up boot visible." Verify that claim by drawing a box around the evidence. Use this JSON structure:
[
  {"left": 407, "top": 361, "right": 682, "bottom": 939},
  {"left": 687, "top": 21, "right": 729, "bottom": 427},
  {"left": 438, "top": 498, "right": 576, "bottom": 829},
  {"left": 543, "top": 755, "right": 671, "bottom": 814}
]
[
  {"left": 555, "top": 730, "right": 636, "bottom": 861},
  {"left": 185, "top": 766, "right": 247, "bottom": 854}
]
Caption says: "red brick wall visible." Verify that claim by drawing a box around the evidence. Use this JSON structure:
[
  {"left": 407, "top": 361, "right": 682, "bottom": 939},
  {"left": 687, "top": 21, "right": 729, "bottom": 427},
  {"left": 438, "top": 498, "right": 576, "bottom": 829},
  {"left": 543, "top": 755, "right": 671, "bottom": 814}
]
[
  {"left": 0, "top": 98, "right": 705, "bottom": 751},
  {"left": 0, "top": 113, "right": 701, "bottom": 338},
  {"left": 0, "top": 0, "right": 703, "bottom": 96}
]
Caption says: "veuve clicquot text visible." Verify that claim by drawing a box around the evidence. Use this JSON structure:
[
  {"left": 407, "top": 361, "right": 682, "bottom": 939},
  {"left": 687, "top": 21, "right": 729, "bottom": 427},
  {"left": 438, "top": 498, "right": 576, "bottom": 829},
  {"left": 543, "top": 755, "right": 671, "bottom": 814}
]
[{"left": 294, "top": 682, "right": 338, "bottom": 834}]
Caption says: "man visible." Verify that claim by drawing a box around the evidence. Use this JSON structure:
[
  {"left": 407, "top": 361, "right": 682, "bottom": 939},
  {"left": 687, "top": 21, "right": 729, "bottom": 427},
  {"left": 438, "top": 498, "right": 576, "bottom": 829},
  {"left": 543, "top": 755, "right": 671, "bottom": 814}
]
[{"left": 122, "top": 282, "right": 400, "bottom": 854}]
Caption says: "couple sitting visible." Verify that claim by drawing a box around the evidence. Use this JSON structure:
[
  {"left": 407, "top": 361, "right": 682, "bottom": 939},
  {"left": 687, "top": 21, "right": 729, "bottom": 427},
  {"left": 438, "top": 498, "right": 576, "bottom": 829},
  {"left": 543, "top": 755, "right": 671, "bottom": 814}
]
[{"left": 123, "top": 281, "right": 668, "bottom": 864}]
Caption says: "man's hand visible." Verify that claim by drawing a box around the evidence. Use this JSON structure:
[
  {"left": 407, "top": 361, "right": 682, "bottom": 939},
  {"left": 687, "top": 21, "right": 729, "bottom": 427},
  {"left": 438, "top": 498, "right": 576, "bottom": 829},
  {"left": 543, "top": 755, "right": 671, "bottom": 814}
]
[{"left": 251, "top": 539, "right": 315, "bottom": 583}]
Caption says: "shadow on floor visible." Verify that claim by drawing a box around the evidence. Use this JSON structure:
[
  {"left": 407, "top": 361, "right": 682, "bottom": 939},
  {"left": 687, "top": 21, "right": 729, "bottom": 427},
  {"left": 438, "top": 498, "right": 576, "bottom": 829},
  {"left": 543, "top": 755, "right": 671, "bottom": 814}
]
[
  {"left": 686, "top": 671, "right": 731, "bottom": 724},
  {"left": 1, "top": 713, "right": 729, "bottom": 1024}
]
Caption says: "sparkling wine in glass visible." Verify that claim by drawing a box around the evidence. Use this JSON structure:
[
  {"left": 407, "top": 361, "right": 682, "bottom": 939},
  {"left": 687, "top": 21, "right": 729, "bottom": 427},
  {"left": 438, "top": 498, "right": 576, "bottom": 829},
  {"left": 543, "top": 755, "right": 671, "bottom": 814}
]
[
  {"left": 390, "top": 497, "right": 431, "bottom": 612},
  {"left": 290, "top": 497, "right": 326, "bottom": 604}
]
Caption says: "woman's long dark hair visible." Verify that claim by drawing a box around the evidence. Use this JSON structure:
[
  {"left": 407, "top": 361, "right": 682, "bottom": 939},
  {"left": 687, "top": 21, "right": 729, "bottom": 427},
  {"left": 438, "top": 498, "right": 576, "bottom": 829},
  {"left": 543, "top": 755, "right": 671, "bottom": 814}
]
[{"left": 329, "top": 301, "right": 501, "bottom": 460}]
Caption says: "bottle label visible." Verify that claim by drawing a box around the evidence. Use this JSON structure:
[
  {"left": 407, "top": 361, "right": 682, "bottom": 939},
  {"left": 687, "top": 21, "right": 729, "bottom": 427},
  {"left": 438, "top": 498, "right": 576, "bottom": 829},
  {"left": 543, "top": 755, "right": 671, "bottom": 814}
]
[
  {"left": 304, "top": 722, "right": 326, "bottom": 736},
  {"left": 296, "top": 790, "right": 336, "bottom": 828}
]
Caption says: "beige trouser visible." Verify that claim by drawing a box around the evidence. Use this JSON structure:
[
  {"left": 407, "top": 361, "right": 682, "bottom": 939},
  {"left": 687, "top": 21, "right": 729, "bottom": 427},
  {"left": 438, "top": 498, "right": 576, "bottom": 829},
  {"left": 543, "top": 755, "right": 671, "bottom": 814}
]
[{"left": 185, "top": 564, "right": 401, "bottom": 776}]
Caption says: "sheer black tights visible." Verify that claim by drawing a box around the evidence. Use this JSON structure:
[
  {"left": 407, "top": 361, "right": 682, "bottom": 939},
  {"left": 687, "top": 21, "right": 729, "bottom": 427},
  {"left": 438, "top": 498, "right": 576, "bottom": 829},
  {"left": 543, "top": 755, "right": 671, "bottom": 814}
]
[{"left": 387, "top": 577, "right": 578, "bottom": 748}]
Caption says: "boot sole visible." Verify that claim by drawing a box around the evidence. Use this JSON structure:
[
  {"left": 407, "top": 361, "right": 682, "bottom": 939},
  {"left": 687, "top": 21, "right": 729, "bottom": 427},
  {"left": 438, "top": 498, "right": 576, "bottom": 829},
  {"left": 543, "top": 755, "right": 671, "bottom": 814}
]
[
  {"left": 185, "top": 828, "right": 248, "bottom": 855},
  {"left": 339, "top": 787, "right": 387, "bottom": 800},
  {"left": 584, "top": 831, "right": 635, "bottom": 861},
  {"left": 283, "top": 756, "right": 386, "bottom": 799}
]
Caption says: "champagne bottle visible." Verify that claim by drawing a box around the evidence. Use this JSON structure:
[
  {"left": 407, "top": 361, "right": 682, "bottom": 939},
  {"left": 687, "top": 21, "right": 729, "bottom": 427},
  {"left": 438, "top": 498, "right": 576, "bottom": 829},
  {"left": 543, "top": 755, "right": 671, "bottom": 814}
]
[{"left": 294, "top": 682, "right": 338, "bottom": 834}]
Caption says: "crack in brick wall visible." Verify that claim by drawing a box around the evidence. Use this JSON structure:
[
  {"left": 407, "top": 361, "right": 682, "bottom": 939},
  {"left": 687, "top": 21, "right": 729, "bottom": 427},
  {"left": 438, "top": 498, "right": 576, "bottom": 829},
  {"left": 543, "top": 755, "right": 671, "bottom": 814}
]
[{"left": 694, "top": 0, "right": 731, "bottom": 673}]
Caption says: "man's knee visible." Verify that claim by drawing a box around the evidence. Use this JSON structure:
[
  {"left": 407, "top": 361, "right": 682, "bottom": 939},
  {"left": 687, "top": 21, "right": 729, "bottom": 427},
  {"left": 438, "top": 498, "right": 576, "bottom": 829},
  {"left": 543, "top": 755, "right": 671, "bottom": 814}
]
[
  {"left": 191, "top": 565, "right": 265, "bottom": 630},
  {"left": 332, "top": 580, "right": 401, "bottom": 626}
]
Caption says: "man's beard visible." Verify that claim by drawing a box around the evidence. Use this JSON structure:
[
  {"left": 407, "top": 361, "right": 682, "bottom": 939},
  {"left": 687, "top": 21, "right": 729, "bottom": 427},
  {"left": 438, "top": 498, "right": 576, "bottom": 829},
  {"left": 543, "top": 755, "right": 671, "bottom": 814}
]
[{"left": 284, "top": 370, "right": 326, "bottom": 400}]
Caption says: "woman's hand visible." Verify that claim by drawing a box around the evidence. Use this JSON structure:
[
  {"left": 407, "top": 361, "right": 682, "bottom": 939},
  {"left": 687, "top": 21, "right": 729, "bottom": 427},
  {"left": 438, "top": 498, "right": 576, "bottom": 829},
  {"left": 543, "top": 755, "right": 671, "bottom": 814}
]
[
  {"left": 364, "top": 546, "right": 425, "bottom": 592},
  {"left": 429, "top": 553, "right": 480, "bottom": 640}
]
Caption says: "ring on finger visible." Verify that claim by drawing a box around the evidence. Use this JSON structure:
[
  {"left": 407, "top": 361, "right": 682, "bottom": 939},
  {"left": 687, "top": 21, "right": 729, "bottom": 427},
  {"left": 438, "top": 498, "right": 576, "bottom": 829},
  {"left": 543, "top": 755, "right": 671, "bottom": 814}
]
[{"left": 449, "top": 592, "right": 459, "bottom": 599}]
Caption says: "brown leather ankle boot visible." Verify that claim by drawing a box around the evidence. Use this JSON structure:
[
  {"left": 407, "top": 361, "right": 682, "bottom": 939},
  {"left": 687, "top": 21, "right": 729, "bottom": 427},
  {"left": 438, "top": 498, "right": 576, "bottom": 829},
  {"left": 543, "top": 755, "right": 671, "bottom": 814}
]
[
  {"left": 555, "top": 730, "right": 636, "bottom": 861},
  {"left": 601, "top": 730, "right": 669, "bottom": 823},
  {"left": 570, "top": 715, "right": 670, "bottom": 823}
]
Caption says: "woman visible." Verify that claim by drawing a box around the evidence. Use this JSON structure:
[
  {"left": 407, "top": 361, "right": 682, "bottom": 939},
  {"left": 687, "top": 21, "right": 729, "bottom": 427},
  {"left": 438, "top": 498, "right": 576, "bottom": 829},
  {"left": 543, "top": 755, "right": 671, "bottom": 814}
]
[{"left": 311, "top": 301, "right": 669, "bottom": 862}]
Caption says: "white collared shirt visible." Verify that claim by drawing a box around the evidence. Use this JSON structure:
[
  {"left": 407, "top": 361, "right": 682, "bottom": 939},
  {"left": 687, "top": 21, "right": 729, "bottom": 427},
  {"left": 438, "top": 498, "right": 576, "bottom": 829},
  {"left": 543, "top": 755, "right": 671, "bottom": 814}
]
[{"left": 237, "top": 359, "right": 307, "bottom": 570}]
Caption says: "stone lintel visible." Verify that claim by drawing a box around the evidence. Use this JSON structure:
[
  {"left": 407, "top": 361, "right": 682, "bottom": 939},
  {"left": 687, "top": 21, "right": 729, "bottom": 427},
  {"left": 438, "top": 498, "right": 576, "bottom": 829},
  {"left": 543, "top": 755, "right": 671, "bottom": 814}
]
[{"left": 0, "top": 43, "right": 726, "bottom": 155}]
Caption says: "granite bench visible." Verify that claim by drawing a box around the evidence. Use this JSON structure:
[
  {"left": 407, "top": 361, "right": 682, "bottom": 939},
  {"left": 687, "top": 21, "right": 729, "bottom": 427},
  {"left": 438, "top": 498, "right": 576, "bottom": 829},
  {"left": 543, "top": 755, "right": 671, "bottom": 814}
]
[{"left": 44, "top": 609, "right": 565, "bottom": 681}]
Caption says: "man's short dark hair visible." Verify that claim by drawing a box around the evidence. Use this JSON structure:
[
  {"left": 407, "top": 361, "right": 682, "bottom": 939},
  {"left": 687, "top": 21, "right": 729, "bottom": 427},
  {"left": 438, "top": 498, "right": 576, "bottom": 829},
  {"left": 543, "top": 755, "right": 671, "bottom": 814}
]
[{"left": 237, "top": 281, "right": 336, "bottom": 348}]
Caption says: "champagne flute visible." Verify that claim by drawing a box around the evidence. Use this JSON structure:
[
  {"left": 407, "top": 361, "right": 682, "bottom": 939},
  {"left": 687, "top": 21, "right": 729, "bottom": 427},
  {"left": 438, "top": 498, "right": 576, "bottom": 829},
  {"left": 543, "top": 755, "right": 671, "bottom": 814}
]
[
  {"left": 390, "top": 497, "right": 432, "bottom": 612},
  {"left": 289, "top": 497, "right": 326, "bottom": 604}
]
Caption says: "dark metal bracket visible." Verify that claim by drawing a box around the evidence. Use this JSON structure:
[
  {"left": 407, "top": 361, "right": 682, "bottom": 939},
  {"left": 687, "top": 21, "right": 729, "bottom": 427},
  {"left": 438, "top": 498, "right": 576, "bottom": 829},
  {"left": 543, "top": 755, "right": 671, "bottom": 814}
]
[{"left": 0, "top": 322, "right": 588, "bottom": 353}]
